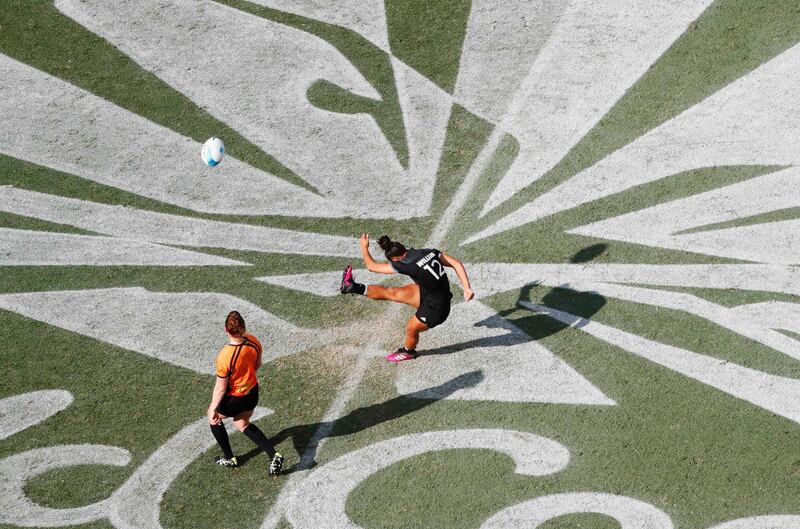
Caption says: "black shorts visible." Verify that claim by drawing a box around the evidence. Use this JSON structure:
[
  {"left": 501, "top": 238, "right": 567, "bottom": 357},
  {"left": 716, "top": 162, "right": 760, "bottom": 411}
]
[
  {"left": 216, "top": 384, "right": 259, "bottom": 418},
  {"left": 415, "top": 290, "right": 452, "bottom": 328}
]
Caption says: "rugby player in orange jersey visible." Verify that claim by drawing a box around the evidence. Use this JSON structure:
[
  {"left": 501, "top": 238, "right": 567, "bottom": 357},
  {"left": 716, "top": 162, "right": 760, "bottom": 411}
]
[
  {"left": 340, "top": 234, "right": 475, "bottom": 362},
  {"left": 208, "top": 310, "right": 284, "bottom": 475}
]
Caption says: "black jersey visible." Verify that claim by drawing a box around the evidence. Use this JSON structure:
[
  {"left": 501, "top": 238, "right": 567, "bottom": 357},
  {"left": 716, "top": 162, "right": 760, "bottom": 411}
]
[{"left": 390, "top": 248, "right": 451, "bottom": 300}]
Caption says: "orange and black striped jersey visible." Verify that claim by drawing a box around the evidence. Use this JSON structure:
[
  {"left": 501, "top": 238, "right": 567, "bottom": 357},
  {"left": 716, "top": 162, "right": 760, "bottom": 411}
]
[{"left": 215, "top": 333, "right": 262, "bottom": 397}]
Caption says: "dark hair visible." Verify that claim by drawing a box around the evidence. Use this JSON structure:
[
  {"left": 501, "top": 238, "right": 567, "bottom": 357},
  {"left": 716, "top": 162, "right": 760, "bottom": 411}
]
[
  {"left": 377, "top": 235, "right": 406, "bottom": 260},
  {"left": 225, "top": 310, "right": 246, "bottom": 337}
]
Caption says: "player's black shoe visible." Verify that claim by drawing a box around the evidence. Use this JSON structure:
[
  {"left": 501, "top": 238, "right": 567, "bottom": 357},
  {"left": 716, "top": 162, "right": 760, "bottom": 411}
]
[
  {"left": 269, "top": 452, "right": 284, "bottom": 476},
  {"left": 214, "top": 456, "right": 238, "bottom": 468}
]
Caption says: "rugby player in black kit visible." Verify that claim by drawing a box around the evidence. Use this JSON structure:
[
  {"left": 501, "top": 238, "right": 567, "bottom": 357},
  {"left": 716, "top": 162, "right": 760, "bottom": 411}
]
[{"left": 340, "top": 234, "right": 475, "bottom": 362}]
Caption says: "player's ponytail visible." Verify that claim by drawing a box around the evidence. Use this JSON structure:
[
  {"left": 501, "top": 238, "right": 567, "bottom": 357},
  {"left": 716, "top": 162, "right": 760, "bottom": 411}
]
[
  {"left": 377, "top": 235, "right": 406, "bottom": 260},
  {"left": 225, "top": 310, "right": 246, "bottom": 337}
]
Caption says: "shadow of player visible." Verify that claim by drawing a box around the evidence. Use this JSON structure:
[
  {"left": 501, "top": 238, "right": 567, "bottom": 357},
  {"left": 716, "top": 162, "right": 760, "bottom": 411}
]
[
  {"left": 421, "top": 244, "right": 608, "bottom": 356},
  {"left": 240, "top": 370, "right": 484, "bottom": 471}
]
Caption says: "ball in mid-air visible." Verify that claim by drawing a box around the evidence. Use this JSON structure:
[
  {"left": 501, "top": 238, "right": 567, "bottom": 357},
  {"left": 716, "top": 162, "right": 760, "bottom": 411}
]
[{"left": 201, "top": 137, "right": 225, "bottom": 167}]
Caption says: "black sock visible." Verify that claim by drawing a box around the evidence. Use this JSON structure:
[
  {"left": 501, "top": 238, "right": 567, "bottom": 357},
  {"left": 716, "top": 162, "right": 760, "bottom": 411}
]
[
  {"left": 244, "top": 424, "right": 276, "bottom": 459},
  {"left": 210, "top": 423, "right": 234, "bottom": 459},
  {"left": 353, "top": 282, "right": 366, "bottom": 295}
]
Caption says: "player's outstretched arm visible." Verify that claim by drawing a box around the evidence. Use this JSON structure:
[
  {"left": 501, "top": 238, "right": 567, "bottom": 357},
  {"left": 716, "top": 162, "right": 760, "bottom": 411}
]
[
  {"left": 360, "top": 233, "right": 396, "bottom": 274},
  {"left": 441, "top": 252, "right": 475, "bottom": 301}
]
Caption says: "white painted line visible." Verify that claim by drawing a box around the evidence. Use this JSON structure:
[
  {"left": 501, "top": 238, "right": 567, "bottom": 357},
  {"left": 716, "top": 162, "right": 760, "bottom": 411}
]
[
  {"left": 259, "top": 352, "right": 371, "bottom": 529},
  {"left": 468, "top": 38, "right": 800, "bottom": 243},
  {"left": 729, "top": 301, "right": 800, "bottom": 335},
  {"left": 468, "top": 263, "right": 800, "bottom": 297},
  {"left": 286, "top": 429, "right": 570, "bottom": 529},
  {"left": 0, "top": 390, "right": 73, "bottom": 441},
  {"left": 0, "top": 53, "right": 336, "bottom": 218},
  {"left": 395, "top": 300, "right": 615, "bottom": 405},
  {"left": 520, "top": 301, "right": 800, "bottom": 425},
  {"left": 554, "top": 281, "right": 800, "bottom": 362},
  {"left": 0, "top": 187, "right": 358, "bottom": 258},
  {"left": 246, "top": 0, "right": 390, "bottom": 51},
  {"left": 0, "top": 228, "right": 246, "bottom": 266},
  {"left": 482, "top": 493, "right": 673, "bottom": 529},
  {"left": 256, "top": 269, "right": 403, "bottom": 297},
  {"left": 454, "top": 0, "right": 567, "bottom": 123},
  {"left": 706, "top": 516, "right": 800, "bottom": 529},
  {"left": 55, "top": 0, "right": 445, "bottom": 219},
  {"left": 479, "top": 0, "right": 713, "bottom": 215},
  {"left": 569, "top": 167, "right": 800, "bottom": 264},
  {"left": 0, "top": 288, "right": 329, "bottom": 374}
]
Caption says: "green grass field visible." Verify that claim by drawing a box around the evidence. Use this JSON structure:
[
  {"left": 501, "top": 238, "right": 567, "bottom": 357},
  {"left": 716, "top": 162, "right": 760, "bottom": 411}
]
[{"left": 1, "top": 1, "right": 799, "bottom": 528}]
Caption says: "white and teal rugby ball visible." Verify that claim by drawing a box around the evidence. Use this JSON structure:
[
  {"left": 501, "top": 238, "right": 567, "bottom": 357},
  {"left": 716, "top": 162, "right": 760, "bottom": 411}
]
[{"left": 201, "top": 137, "right": 225, "bottom": 167}]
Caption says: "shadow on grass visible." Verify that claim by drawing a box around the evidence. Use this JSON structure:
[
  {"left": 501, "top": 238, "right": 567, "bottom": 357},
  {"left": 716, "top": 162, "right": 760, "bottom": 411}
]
[
  {"left": 241, "top": 370, "right": 483, "bottom": 471},
  {"left": 421, "top": 244, "right": 608, "bottom": 356}
]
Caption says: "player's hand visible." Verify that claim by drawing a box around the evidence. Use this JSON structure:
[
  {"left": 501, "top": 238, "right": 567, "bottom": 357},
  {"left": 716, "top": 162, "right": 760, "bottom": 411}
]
[
  {"left": 359, "top": 233, "right": 370, "bottom": 251},
  {"left": 208, "top": 407, "right": 222, "bottom": 425},
  {"left": 463, "top": 287, "right": 475, "bottom": 301}
]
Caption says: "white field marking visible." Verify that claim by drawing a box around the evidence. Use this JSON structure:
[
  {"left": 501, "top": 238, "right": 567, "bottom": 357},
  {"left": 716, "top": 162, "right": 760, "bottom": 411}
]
[
  {"left": 520, "top": 301, "right": 800, "bottom": 425},
  {"left": 0, "top": 445, "right": 131, "bottom": 527},
  {"left": 481, "top": 493, "right": 673, "bottom": 529},
  {"left": 258, "top": 351, "right": 371, "bottom": 529},
  {"left": 467, "top": 263, "right": 800, "bottom": 297},
  {"left": 468, "top": 38, "right": 800, "bottom": 244},
  {"left": 109, "top": 408, "right": 272, "bottom": 529},
  {"left": 391, "top": 57, "right": 452, "bottom": 204},
  {"left": 729, "top": 302, "right": 800, "bottom": 335},
  {"left": 454, "top": 0, "right": 567, "bottom": 123},
  {"left": 395, "top": 300, "right": 615, "bottom": 405},
  {"left": 427, "top": 126, "right": 505, "bottom": 248},
  {"left": 0, "top": 408, "right": 270, "bottom": 528},
  {"left": 0, "top": 390, "right": 73, "bottom": 441},
  {"left": 56, "top": 0, "right": 442, "bottom": 220},
  {"left": 0, "top": 228, "right": 246, "bottom": 266},
  {"left": 478, "top": 0, "right": 713, "bottom": 216},
  {"left": 0, "top": 187, "right": 358, "bottom": 258},
  {"left": 706, "top": 516, "right": 800, "bottom": 529},
  {"left": 558, "top": 281, "right": 800, "bottom": 363},
  {"left": 569, "top": 167, "right": 800, "bottom": 264},
  {"left": 0, "top": 288, "right": 328, "bottom": 374},
  {"left": 0, "top": 54, "right": 337, "bottom": 218},
  {"left": 256, "top": 268, "right": 404, "bottom": 296},
  {"left": 246, "top": 0, "right": 390, "bottom": 51},
  {"left": 285, "top": 429, "right": 571, "bottom": 529}
]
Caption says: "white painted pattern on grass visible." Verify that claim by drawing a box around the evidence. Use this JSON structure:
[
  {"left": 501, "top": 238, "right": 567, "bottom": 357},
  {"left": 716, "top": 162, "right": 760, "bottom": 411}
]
[
  {"left": 477, "top": 0, "right": 713, "bottom": 216},
  {"left": 0, "top": 288, "right": 328, "bottom": 374},
  {"left": 454, "top": 0, "right": 567, "bottom": 123},
  {"left": 706, "top": 516, "right": 800, "bottom": 529},
  {"left": 391, "top": 57, "right": 452, "bottom": 204},
  {"left": 569, "top": 167, "right": 800, "bottom": 264},
  {"left": 395, "top": 300, "right": 615, "bottom": 405},
  {"left": 55, "top": 0, "right": 442, "bottom": 219},
  {"left": 468, "top": 263, "right": 800, "bottom": 297},
  {"left": 0, "top": 390, "right": 73, "bottom": 441},
  {"left": 481, "top": 493, "right": 673, "bottom": 529},
  {"left": 0, "top": 54, "right": 336, "bottom": 218},
  {"left": 729, "top": 302, "right": 800, "bottom": 335},
  {"left": 520, "top": 301, "right": 800, "bottom": 425},
  {"left": 285, "top": 429, "right": 571, "bottom": 529},
  {"left": 0, "top": 187, "right": 358, "bottom": 258},
  {"left": 0, "top": 445, "right": 131, "bottom": 527},
  {"left": 0, "top": 227, "right": 247, "bottom": 266},
  {"left": 558, "top": 281, "right": 800, "bottom": 363},
  {"left": 247, "top": 0, "right": 390, "bottom": 51},
  {"left": 468, "top": 38, "right": 800, "bottom": 243},
  {"left": 0, "top": 408, "right": 271, "bottom": 528},
  {"left": 256, "top": 268, "right": 403, "bottom": 296}
]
